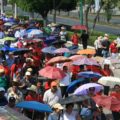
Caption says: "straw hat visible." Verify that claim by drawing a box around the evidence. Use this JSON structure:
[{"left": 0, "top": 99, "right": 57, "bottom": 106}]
[
  {"left": 53, "top": 103, "right": 64, "bottom": 110},
  {"left": 27, "top": 85, "right": 37, "bottom": 93},
  {"left": 25, "top": 71, "right": 31, "bottom": 76},
  {"left": 103, "top": 59, "right": 111, "bottom": 65},
  {"left": 27, "top": 68, "right": 33, "bottom": 72}
]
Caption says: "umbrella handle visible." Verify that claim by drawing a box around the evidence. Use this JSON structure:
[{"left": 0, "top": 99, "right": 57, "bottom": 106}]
[{"left": 32, "top": 110, "right": 35, "bottom": 120}]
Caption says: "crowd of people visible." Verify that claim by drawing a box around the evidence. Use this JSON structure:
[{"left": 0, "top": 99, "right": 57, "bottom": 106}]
[{"left": 0, "top": 15, "right": 120, "bottom": 120}]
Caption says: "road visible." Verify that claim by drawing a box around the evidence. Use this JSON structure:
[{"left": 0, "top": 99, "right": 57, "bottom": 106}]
[{"left": 48, "top": 15, "right": 120, "bottom": 35}]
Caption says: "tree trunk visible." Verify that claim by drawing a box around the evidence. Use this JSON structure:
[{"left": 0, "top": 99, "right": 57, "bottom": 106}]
[
  {"left": 92, "top": 3, "right": 104, "bottom": 31},
  {"left": 14, "top": 3, "right": 17, "bottom": 18},
  {"left": 0, "top": 0, "right": 4, "bottom": 14},
  {"left": 84, "top": 0, "right": 94, "bottom": 33},
  {"left": 53, "top": 9, "right": 57, "bottom": 23}
]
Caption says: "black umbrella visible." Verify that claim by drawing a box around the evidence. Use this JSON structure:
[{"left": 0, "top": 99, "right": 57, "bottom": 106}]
[
  {"left": 59, "top": 95, "right": 89, "bottom": 105},
  {"left": 51, "top": 40, "right": 66, "bottom": 45},
  {"left": 13, "top": 48, "right": 31, "bottom": 55}
]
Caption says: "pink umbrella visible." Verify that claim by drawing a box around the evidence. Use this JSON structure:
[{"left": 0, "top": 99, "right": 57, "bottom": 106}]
[
  {"left": 71, "top": 25, "right": 88, "bottom": 31},
  {"left": 63, "top": 55, "right": 85, "bottom": 71},
  {"left": 54, "top": 48, "right": 70, "bottom": 54},
  {"left": 72, "top": 57, "right": 100, "bottom": 66},
  {"left": 39, "top": 66, "right": 66, "bottom": 79}
]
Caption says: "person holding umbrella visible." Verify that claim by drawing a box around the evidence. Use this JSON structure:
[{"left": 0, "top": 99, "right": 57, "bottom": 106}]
[{"left": 71, "top": 32, "right": 79, "bottom": 47}]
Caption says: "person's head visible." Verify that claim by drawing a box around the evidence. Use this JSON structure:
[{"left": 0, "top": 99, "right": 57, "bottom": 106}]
[
  {"left": 113, "top": 40, "right": 117, "bottom": 45},
  {"left": 36, "top": 81, "right": 42, "bottom": 88},
  {"left": 8, "top": 52, "right": 14, "bottom": 58},
  {"left": 61, "top": 26, "right": 66, "bottom": 31},
  {"left": 27, "top": 85, "right": 37, "bottom": 96},
  {"left": 0, "top": 87, "right": 5, "bottom": 98},
  {"left": 66, "top": 103, "right": 74, "bottom": 114},
  {"left": 53, "top": 103, "right": 64, "bottom": 114},
  {"left": 88, "top": 87, "right": 95, "bottom": 95},
  {"left": 103, "top": 59, "right": 111, "bottom": 69},
  {"left": 0, "top": 69, "right": 5, "bottom": 77},
  {"left": 114, "top": 84, "right": 120, "bottom": 92},
  {"left": 25, "top": 71, "right": 32, "bottom": 79},
  {"left": 50, "top": 81, "right": 58, "bottom": 93},
  {"left": 63, "top": 66, "right": 68, "bottom": 73},
  {"left": 8, "top": 97, "right": 16, "bottom": 108}
]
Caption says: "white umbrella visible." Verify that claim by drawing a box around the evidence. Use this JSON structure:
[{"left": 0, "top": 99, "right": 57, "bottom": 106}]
[{"left": 98, "top": 76, "right": 120, "bottom": 88}]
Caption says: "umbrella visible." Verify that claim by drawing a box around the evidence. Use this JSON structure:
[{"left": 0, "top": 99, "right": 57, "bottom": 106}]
[
  {"left": 77, "top": 49, "right": 96, "bottom": 55},
  {"left": 93, "top": 95, "right": 120, "bottom": 112},
  {"left": 4, "top": 22, "right": 15, "bottom": 26},
  {"left": 51, "top": 40, "right": 66, "bottom": 45},
  {"left": 78, "top": 71, "right": 102, "bottom": 79},
  {"left": 16, "top": 101, "right": 52, "bottom": 113},
  {"left": 71, "top": 25, "right": 88, "bottom": 31},
  {"left": 44, "top": 36, "right": 56, "bottom": 45},
  {"left": 1, "top": 46, "right": 17, "bottom": 52},
  {"left": 46, "top": 56, "right": 72, "bottom": 65},
  {"left": 41, "top": 46, "right": 56, "bottom": 54},
  {"left": 13, "top": 48, "right": 31, "bottom": 55},
  {"left": 54, "top": 48, "right": 70, "bottom": 54},
  {"left": 39, "top": 66, "right": 66, "bottom": 79},
  {"left": 93, "top": 56, "right": 105, "bottom": 63},
  {"left": 69, "top": 55, "right": 85, "bottom": 61},
  {"left": 72, "top": 57, "right": 100, "bottom": 66},
  {"left": 74, "top": 83, "right": 103, "bottom": 95},
  {"left": 27, "top": 29, "right": 43, "bottom": 38},
  {"left": 66, "top": 78, "right": 85, "bottom": 93},
  {"left": 59, "top": 95, "right": 89, "bottom": 105},
  {"left": 4, "top": 37, "right": 16, "bottom": 41},
  {"left": 98, "top": 77, "right": 120, "bottom": 88}
]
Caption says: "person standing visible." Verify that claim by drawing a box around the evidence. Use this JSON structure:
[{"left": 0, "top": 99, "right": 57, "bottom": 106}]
[
  {"left": 71, "top": 32, "right": 79, "bottom": 47},
  {"left": 80, "top": 31, "right": 89, "bottom": 49},
  {"left": 101, "top": 34, "right": 110, "bottom": 58},
  {"left": 43, "top": 81, "right": 62, "bottom": 107}
]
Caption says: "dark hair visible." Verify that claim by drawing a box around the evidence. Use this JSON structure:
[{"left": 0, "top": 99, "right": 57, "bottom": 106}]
[
  {"left": 66, "top": 103, "right": 74, "bottom": 108},
  {"left": 9, "top": 97, "right": 16, "bottom": 102},
  {"left": 114, "top": 84, "right": 120, "bottom": 88}
]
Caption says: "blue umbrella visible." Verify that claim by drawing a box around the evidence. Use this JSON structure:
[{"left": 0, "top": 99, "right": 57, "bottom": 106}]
[
  {"left": 41, "top": 46, "right": 56, "bottom": 54},
  {"left": 78, "top": 71, "right": 102, "bottom": 79},
  {"left": 16, "top": 101, "right": 52, "bottom": 113},
  {"left": 66, "top": 78, "right": 85, "bottom": 93},
  {"left": 1, "top": 46, "right": 17, "bottom": 52},
  {"left": 44, "top": 36, "right": 56, "bottom": 45}
]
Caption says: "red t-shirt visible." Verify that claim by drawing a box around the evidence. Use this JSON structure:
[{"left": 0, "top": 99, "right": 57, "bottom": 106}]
[
  {"left": 109, "top": 43, "right": 118, "bottom": 53},
  {"left": 110, "top": 92, "right": 120, "bottom": 100},
  {"left": 71, "top": 34, "right": 79, "bottom": 45}
]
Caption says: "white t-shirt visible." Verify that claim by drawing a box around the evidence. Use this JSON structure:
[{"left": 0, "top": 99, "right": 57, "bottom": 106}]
[
  {"left": 63, "top": 111, "right": 78, "bottom": 120},
  {"left": 60, "top": 72, "right": 71, "bottom": 86},
  {"left": 60, "top": 31, "right": 67, "bottom": 41},
  {"left": 43, "top": 88, "right": 62, "bottom": 107}
]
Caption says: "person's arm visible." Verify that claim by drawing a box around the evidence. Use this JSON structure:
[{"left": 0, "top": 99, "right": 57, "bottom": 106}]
[{"left": 76, "top": 114, "right": 82, "bottom": 120}]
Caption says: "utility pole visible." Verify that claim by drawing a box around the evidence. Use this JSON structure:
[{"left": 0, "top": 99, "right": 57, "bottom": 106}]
[{"left": 79, "top": 0, "right": 83, "bottom": 25}]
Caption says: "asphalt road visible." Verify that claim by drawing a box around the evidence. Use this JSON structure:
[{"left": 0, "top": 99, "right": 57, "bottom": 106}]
[{"left": 48, "top": 15, "right": 120, "bottom": 35}]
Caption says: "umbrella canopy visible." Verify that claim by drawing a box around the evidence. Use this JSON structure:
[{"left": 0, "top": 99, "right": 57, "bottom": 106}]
[
  {"left": 41, "top": 46, "right": 56, "bottom": 54},
  {"left": 93, "top": 56, "right": 105, "bottom": 63},
  {"left": 39, "top": 66, "right": 66, "bottom": 79},
  {"left": 78, "top": 71, "right": 102, "bottom": 79},
  {"left": 16, "top": 101, "right": 52, "bottom": 113},
  {"left": 4, "top": 22, "right": 15, "bottom": 26},
  {"left": 51, "top": 40, "right": 66, "bottom": 45},
  {"left": 27, "top": 29, "right": 43, "bottom": 38},
  {"left": 54, "top": 48, "right": 70, "bottom": 54},
  {"left": 77, "top": 49, "right": 96, "bottom": 55},
  {"left": 93, "top": 95, "right": 120, "bottom": 112},
  {"left": 13, "top": 48, "right": 31, "bottom": 55},
  {"left": 69, "top": 55, "right": 85, "bottom": 61},
  {"left": 59, "top": 95, "right": 89, "bottom": 105},
  {"left": 66, "top": 78, "right": 85, "bottom": 93},
  {"left": 74, "top": 83, "right": 103, "bottom": 95},
  {"left": 72, "top": 57, "right": 100, "bottom": 66},
  {"left": 4, "top": 37, "right": 16, "bottom": 41},
  {"left": 98, "top": 77, "right": 120, "bottom": 88},
  {"left": 71, "top": 25, "right": 88, "bottom": 31},
  {"left": 46, "top": 56, "right": 72, "bottom": 65}
]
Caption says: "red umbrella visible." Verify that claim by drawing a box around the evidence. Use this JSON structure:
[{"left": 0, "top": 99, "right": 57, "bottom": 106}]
[
  {"left": 71, "top": 25, "right": 88, "bottom": 31},
  {"left": 39, "top": 66, "right": 66, "bottom": 79},
  {"left": 93, "top": 95, "right": 120, "bottom": 112}
]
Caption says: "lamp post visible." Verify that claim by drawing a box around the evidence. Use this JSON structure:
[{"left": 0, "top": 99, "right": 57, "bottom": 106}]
[{"left": 79, "top": 0, "right": 83, "bottom": 25}]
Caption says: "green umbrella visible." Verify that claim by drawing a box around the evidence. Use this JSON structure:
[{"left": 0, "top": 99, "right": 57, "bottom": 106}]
[{"left": 4, "top": 37, "right": 16, "bottom": 41}]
